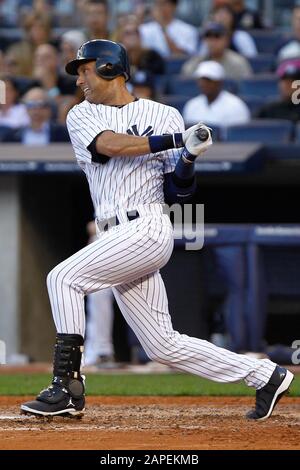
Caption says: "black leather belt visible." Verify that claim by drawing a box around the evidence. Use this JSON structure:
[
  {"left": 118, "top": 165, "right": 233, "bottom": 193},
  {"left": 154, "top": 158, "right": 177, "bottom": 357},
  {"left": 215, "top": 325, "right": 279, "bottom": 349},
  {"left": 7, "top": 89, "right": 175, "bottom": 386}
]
[{"left": 98, "top": 210, "right": 140, "bottom": 232}]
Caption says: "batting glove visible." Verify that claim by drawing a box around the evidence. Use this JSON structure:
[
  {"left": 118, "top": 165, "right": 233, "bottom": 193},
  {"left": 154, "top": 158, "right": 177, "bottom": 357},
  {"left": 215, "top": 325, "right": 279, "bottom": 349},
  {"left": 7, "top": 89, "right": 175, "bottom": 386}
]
[{"left": 182, "top": 125, "right": 212, "bottom": 163}]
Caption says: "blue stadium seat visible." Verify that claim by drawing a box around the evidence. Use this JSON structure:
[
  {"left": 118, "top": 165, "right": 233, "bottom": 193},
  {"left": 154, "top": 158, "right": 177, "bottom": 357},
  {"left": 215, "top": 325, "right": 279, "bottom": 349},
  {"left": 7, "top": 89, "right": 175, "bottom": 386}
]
[
  {"left": 294, "top": 122, "right": 300, "bottom": 142},
  {"left": 167, "top": 76, "right": 199, "bottom": 96},
  {"left": 160, "top": 95, "right": 189, "bottom": 114},
  {"left": 153, "top": 75, "right": 169, "bottom": 94},
  {"left": 248, "top": 54, "right": 275, "bottom": 74},
  {"left": 250, "top": 29, "right": 287, "bottom": 54},
  {"left": 167, "top": 76, "right": 238, "bottom": 96},
  {"left": 239, "top": 75, "right": 279, "bottom": 98},
  {"left": 225, "top": 119, "right": 293, "bottom": 143},
  {"left": 240, "top": 94, "right": 278, "bottom": 117},
  {"left": 165, "top": 56, "right": 189, "bottom": 75},
  {"left": 0, "top": 126, "right": 11, "bottom": 141}
]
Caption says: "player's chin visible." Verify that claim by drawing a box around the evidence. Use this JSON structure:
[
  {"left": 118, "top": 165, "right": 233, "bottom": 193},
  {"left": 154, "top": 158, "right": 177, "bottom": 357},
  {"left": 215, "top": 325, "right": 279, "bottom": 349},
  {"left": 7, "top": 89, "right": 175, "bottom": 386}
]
[
  {"left": 84, "top": 92, "right": 95, "bottom": 103},
  {"left": 85, "top": 95, "right": 94, "bottom": 103}
]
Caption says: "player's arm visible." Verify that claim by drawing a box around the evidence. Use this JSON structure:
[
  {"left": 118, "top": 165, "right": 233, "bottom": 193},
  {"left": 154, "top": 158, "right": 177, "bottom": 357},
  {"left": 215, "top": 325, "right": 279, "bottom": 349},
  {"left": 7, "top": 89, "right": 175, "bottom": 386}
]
[
  {"left": 164, "top": 126, "right": 213, "bottom": 204},
  {"left": 94, "top": 131, "right": 151, "bottom": 158},
  {"left": 91, "top": 124, "right": 207, "bottom": 159}
]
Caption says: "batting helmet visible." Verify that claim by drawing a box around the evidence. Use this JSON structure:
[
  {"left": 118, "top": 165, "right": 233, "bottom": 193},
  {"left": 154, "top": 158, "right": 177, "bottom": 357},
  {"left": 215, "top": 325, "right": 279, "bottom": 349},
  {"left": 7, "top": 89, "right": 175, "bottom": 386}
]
[{"left": 65, "top": 39, "right": 130, "bottom": 81}]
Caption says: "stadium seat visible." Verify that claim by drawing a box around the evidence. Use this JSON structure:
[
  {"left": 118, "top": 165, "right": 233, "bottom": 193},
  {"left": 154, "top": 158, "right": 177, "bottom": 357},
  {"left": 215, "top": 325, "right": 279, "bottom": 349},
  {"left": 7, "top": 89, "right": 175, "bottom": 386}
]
[
  {"left": 225, "top": 119, "right": 293, "bottom": 143},
  {"left": 167, "top": 76, "right": 199, "bottom": 96},
  {"left": 240, "top": 95, "right": 278, "bottom": 117},
  {"left": 167, "top": 76, "right": 238, "bottom": 96},
  {"left": 248, "top": 54, "right": 275, "bottom": 74},
  {"left": 250, "top": 29, "right": 288, "bottom": 54},
  {"left": 160, "top": 95, "right": 189, "bottom": 114},
  {"left": 165, "top": 56, "right": 189, "bottom": 75},
  {"left": 238, "top": 75, "right": 279, "bottom": 98},
  {"left": 153, "top": 75, "right": 169, "bottom": 94},
  {"left": 0, "top": 126, "right": 11, "bottom": 141},
  {"left": 293, "top": 122, "right": 300, "bottom": 142}
]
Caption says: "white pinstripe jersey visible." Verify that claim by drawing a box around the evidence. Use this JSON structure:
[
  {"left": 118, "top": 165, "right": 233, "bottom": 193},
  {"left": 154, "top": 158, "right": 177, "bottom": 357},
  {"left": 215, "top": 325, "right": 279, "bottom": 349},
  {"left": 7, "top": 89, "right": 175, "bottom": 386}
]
[{"left": 66, "top": 98, "right": 184, "bottom": 220}]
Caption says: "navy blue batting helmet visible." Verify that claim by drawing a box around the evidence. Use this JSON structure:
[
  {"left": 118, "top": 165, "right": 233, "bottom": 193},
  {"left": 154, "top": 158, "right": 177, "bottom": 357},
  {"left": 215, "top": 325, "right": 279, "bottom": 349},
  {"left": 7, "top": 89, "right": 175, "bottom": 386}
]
[{"left": 65, "top": 39, "right": 130, "bottom": 81}]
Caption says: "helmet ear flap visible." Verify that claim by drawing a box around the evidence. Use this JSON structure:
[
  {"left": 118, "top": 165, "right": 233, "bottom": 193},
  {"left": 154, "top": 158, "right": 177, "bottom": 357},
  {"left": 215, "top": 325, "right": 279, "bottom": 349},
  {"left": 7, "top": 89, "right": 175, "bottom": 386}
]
[{"left": 95, "top": 58, "right": 111, "bottom": 77}]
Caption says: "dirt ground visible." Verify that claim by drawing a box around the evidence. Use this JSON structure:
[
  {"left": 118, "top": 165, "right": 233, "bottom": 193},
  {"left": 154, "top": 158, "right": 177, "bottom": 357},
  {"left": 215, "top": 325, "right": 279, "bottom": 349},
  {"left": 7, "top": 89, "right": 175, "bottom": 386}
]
[{"left": 0, "top": 396, "right": 299, "bottom": 450}]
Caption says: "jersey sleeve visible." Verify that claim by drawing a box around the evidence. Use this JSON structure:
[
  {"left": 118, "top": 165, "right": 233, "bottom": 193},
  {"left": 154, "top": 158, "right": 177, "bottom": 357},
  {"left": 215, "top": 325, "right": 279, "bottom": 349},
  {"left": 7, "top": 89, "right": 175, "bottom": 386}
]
[
  {"left": 162, "top": 107, "right": 185, "bottom": 174},
  {"left": 66, "top": 105, "right": 109, "bottom": 163}
]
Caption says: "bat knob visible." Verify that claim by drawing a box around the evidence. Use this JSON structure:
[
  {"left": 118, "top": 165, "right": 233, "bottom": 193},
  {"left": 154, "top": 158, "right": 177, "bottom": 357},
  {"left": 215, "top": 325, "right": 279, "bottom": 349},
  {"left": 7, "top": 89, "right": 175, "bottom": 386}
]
[{"left": 196, "top": 128, "right": 209, "bottom": 142}]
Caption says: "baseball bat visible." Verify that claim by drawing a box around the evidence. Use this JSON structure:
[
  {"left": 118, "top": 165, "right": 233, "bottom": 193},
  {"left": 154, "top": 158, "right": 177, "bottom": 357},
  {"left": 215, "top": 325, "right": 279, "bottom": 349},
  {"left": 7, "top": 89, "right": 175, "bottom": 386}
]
[{"left": 195, "top": 127, "right": 209, "bottom": 142}]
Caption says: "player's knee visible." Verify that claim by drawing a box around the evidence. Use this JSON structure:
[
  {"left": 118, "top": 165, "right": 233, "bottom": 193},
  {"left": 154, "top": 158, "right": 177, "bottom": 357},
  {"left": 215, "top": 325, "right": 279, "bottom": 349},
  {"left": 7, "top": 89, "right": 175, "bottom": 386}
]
[
  {"left": 146, "top": 336, "right": 181, "bottom": 364},
  {"left": 46, "top": 263, "right": 71, "bottom": 290}
]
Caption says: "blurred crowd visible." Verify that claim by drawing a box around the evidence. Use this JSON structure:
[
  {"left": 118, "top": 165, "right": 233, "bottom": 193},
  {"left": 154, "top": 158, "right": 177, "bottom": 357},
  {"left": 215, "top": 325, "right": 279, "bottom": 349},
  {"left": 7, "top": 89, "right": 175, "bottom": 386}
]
[{"left": 1, "top": 0, "right": 300, "bottom": 144}]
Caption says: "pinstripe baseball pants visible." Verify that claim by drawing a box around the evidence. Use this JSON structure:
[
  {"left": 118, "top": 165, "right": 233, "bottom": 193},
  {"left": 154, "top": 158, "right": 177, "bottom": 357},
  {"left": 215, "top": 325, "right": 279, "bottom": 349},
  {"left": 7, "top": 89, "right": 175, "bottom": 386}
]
[{"left": 47, "top": 208, "right": 276, "bottom": 389}]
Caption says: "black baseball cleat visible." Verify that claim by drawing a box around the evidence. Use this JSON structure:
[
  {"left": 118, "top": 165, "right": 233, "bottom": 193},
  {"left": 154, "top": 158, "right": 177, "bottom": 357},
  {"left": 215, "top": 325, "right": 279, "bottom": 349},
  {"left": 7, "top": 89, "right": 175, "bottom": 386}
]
[
  {"left": 20, "top": 376, "right": 85, "bottom": 417},
  {"left": 246, "top": 366, "right": 294, "bottom": 421}
]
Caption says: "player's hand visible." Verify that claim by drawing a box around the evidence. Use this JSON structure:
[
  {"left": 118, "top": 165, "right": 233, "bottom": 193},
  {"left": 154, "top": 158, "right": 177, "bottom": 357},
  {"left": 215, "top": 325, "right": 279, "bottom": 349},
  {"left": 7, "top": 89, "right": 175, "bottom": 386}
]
[
  {"left": 182, "top": 122, "right": 209, "bottom": 145},
  {"left": 185, "top": 124, "right": 212, "bottom": 157}
]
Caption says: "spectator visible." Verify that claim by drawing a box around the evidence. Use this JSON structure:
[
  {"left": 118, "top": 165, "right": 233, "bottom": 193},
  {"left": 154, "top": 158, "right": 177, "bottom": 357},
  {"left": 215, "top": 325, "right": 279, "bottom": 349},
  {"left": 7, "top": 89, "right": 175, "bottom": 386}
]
[
  {"left": 229, "top": 0, "right": 264, "bottom": 30},
  {"left": 182, "top": 61, "right": 250, "bottom": 127},
  {"left": 117, "top": 20, "right": 165, "bottom": 76},
  {"left": 4, "top": 11, "right": 52, "bottom": 78},
  {"left": 256, "top": 58, "right": 300, "bottom": 122},
  {"left": 83, "top": 0, "right": 110, "bottom": 40},
  {"left": 139, "top": 0, "right": 198, "bottom": 58},
  {"left": 182, "top": 22, "right": 252, "bottom": 79},
  {"left": 212, "top": 4, "right": 258, "bottom": 57},
  {"left": 130, "top": 70, "right": 156, "bottom": 100},
  {"left": 277, "top": 6, "right": 300, "bottom": 63},
  {"left": 59, "top": 30, "right": 87, "bottom": 73},
  {"left": 2, "top": 87, "right": 69, "bottom": 144},
  {"left": 0, "top": 76, "right": 30, "bottom": 128},
  {"left": 33, "top": 44, "right": 77, "bottom": 98}
]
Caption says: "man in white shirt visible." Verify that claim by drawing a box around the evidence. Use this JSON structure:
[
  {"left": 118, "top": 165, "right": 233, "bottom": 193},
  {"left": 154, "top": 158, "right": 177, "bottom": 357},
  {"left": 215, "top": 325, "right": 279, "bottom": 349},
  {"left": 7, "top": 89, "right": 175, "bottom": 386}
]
[
  {"left": 183, "top": 61, "right": 250, "bottom": 127},
  {"left": 139, "top": 0, "right": 198, "bottom": 58}
]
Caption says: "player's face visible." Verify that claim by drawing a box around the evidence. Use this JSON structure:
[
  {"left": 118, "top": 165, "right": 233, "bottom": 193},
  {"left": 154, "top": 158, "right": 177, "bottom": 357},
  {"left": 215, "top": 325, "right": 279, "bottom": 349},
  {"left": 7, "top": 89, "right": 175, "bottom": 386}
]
[{"left": 76, "top": 61, "right": 109, "bottom": 104}]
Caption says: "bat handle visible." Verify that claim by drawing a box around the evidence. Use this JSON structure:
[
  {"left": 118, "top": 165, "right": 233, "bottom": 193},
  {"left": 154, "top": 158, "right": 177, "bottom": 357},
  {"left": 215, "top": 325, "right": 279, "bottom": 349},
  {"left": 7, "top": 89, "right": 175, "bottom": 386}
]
[{"left": 196, "top": 128, "right": 209, "bottom": 142}]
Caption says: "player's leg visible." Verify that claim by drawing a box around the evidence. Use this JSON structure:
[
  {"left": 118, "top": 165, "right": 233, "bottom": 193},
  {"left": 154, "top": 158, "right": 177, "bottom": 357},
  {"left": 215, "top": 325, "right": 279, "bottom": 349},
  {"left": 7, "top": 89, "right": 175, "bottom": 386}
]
[
  {"left": 47, "top": 215, "right": 173, "bottom": 337},
  {"left": 213, "top": 245, "right": 248, "bottom": 352},
  {"left": 21, "top": 215, "right": 173, "bottom": 416},
  {"left": 84, "top": 288, "right": 115, "bottom": 366},
  {"left": 112, "top": 272, "right": 294, "bottom": 420}
]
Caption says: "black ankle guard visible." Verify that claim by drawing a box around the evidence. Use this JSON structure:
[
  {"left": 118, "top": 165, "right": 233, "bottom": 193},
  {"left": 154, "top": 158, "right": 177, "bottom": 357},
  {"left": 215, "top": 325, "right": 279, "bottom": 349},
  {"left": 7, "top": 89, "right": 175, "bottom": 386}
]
[{"left": 53, "top": 333, "right": 84, "bottom": 378}]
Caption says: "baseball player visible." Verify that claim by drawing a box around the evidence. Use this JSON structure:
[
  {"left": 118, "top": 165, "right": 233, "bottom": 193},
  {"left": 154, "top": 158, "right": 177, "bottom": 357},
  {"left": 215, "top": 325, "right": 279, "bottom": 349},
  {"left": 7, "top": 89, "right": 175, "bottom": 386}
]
[{"left": 21, "top": 40, "right": 293, "bottom": 420}]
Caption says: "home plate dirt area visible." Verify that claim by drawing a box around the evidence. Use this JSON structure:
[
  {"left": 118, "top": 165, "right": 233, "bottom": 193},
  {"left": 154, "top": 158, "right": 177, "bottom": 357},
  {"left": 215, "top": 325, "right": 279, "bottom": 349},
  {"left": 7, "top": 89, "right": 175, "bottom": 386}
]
[{"left": 0, "top": 396, "right": 300, "bottom": 450}]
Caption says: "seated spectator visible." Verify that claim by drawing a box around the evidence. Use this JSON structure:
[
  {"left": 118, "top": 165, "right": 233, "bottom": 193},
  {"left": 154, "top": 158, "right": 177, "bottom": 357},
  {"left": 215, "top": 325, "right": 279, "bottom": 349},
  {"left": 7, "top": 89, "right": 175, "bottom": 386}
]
[
  {"left": 229, "top": 0, "right": 264, "bottom": 30},
  {"left": 83, "top": 0, "right": 111, "bottom": 40},
  {"left": 32, "top": 43, "right": 80, "bottom": 123},
  {"left": 182, "top": 22, "right": 252, "bottom": 79},
  {"left": 5, "top": 11, "right": 53, "bottom": 78},
  {"left": 212, "top": 4, "right": 258, "bottom": 57},
  {"left": 130, "top": 70, "right": 156, "bottom": 100},
  {"left": 2, "top": 87, "right": 69, "bottom": 144},
  {"left": 183, "top": 61, "right": 250, "bottom": 126},
  {"left": 33, "top": 44, "right": 77, "bottom": 99},
  {"left": 256, "top": 59, "right": 300, "bottom": 122},
  {"left": 117, "top": 20, "right": 165, "bottom": 75},
  {"left": 59, "top": 30, "right": 87, "bottom": 73},
  {"left": 0, "top": 76, "right": 30, "bottom": 129},
  {"left": 139, "top": 0, "right": 198, "bottom": 58},
  {"left": 277, "top": 6, "right": 300, "bottom": 63}
]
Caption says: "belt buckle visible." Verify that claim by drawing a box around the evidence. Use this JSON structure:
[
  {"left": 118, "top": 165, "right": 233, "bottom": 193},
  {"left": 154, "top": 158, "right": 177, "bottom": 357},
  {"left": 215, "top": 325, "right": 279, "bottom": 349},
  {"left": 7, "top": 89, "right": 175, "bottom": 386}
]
[
  {"left": 98, "top": 215, "right": 119, "bottom": 232},
  {"left": 127, "top": 210, "right": 140, "bottom": 221}
]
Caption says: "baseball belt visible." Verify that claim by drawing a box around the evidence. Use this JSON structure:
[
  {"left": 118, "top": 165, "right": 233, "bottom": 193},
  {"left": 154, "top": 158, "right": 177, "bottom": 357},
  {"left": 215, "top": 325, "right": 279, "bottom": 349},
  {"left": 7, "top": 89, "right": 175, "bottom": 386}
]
[{"left": 97, "top": 210, "right": 140, "bottom": 232}]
